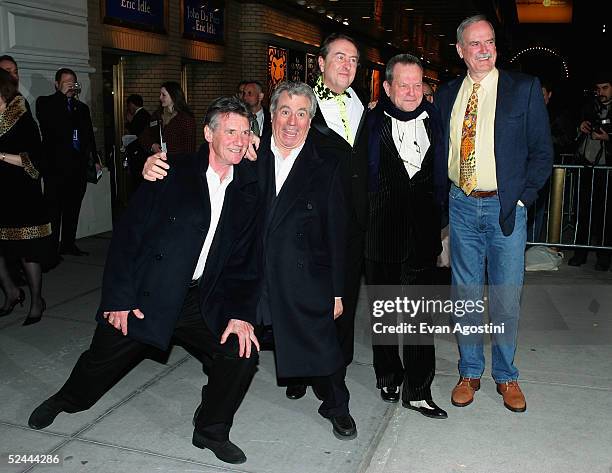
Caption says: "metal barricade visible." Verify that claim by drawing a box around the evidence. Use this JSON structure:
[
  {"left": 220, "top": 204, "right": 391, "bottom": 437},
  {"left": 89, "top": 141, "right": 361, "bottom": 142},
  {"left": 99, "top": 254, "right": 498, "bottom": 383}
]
[{"left": 527, "top": 159, "right": 612, "bottom": 250}]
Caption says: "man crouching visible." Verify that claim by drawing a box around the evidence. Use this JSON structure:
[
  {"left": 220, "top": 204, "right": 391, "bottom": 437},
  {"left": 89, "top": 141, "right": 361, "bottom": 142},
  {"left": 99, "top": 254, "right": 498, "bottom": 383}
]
[{"left": 28, "top": 97, "right": 261, "bottom": 465}]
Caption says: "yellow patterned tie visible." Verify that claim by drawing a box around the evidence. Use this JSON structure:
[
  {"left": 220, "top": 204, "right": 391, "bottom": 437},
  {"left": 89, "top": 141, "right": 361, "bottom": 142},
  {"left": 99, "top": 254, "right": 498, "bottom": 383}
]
[
  {"left": 334, "top": 94, "right": 353, "bottom": 146},
  {"left": 460, "top": 82, "right": 480, "bottom": 195}
]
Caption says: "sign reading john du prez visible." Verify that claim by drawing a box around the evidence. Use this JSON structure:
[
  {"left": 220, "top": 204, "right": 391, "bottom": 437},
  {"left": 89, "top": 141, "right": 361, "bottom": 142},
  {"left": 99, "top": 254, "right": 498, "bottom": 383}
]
[
  {"left": 105, "top": 0, "right": 165, "bottom": 31},
  {"left": 183, "top": 0, "right": 224, "bottom": 43}
]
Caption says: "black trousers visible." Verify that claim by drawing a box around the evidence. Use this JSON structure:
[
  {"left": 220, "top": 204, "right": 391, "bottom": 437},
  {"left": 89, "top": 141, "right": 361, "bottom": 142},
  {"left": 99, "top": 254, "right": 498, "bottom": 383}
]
[
  {"left": 54, "top": 287, "right": 258, "bottom": 441},
  {"left": 365, "top": 259, "right": 436, "bottom": 402},
  {"left": 284, "top": 366, "right": 350, "bottom": 418},
  {"left": 44, "top": 168, "right": 87, "bottom": 253}
]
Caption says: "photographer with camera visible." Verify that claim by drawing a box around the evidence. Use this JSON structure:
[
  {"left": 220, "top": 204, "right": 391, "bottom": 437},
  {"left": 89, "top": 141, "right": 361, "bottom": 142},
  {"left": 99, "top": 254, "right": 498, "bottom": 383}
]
[
  {"left": 568, "top": 75, "right": 612, "bottom": 270},
  {"left": 37, "top": 68, "right": 97, "bottom": 261}
]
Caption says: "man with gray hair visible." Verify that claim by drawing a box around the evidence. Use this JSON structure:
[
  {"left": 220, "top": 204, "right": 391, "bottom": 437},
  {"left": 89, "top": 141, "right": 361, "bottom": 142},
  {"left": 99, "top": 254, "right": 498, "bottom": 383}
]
[
  {"left": 436, "top": 15, "right": 552, "bottom": 412},
  {"left": 140, "top": 83, "right": 356, "bottom": 439},
  {"left": 256, "top": 81, "right": 355, "bottom": 439},
  {"left": 28, "top": 96, "right": 262, "bottom": 464},
  {"left": 365, "top": 54, "right": 447, "bottom": 418}
]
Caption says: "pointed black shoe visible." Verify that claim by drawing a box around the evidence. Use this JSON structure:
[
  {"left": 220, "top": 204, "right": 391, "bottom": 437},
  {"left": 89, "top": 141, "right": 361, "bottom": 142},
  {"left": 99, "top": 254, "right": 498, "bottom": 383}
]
[
  {"left": 28, "top": 396, "right": 65, "bottom": 430},
  {"left": 380, "top": 386, "right": 400, "bottom": 403},
  {"left": 286, "top": 384, "right": 307, "bottom": 400},
  {"left": 0, "top": 288, "right": 25, "bottom": 317},
  {"left": 330, "top": 414, "right": 357, "bottom": 440},
  {"left": 23, "top": 298, "right": 46, "bottom": 326},
  {"left": 192, "top": 430, "right": 246, "bottom": 464},
  {"left": 402, "top": 399, "right": 448, "bottom": 419}
]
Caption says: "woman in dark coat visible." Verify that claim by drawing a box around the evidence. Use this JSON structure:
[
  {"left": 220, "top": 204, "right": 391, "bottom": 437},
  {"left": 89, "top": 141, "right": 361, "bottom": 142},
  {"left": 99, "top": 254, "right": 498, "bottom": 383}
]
[
  {"left": 0, "top": 69, "right": 51, "bottom": 325},
  {"left": 141, "top": 81, "right": 196, "bottom": 155}
]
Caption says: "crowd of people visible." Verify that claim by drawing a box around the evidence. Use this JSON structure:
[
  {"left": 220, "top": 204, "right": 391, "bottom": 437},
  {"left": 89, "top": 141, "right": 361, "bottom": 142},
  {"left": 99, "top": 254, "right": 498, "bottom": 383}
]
[{"left": 0, "top": 11, "right": 609, "bottom": 467}]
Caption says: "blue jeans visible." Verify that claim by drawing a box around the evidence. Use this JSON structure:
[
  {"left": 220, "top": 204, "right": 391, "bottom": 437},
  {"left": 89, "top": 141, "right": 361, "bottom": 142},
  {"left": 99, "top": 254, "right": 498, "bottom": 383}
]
[{"left": 449, "top": 185, "right": 526, "bottom": 383}]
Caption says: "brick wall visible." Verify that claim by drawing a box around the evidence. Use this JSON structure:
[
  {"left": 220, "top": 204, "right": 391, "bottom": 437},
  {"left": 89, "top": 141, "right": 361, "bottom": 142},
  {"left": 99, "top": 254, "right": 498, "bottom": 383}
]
[{"left": 87, "top": 1, "right": 383, "bottom": 152}]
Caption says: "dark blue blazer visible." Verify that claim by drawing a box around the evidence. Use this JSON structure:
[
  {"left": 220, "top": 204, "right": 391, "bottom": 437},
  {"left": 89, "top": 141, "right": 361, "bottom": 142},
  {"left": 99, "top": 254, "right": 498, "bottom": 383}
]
[
  {"left": 436, "top": 69, "right": 553, "bottom": 235},
  {"left": 96, "top": 144, "right": 261, "bottom": 350}
]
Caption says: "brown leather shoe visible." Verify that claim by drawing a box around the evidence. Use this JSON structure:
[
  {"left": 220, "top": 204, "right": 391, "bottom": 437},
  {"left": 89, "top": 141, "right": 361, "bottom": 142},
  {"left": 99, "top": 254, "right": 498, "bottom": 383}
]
[
  {"left": 451, "top": 377, "right": 480, "bottom": 407},
  {"left": 496, "top": 381, "right": 526, "bottom": 412}
]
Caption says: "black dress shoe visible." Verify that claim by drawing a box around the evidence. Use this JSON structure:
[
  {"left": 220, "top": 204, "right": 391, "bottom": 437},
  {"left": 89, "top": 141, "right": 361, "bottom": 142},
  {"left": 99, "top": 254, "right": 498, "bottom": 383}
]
[
  {"left": 0, "top": 288, "right": 25, "bottom": 317},
  {"left": 192, "top": 430, "right": 246, "bottom": 464},
  {"left": 23, "top": 298, "right": 46, "bottom": 326},
  {"left": 329, "top": 414, "right": 357, "bottom": 440},
  {"left": 286, "top": 384, "right": 307, "bottom": 400},
  {"left": 402, "top": 399, "right": 448, "bottom": 419},
  {"left": 28, "top": 396, "right": 66, "bottom": 430},
  {"left": 380, "top": 386, "right": 400, "bottom": 403}
]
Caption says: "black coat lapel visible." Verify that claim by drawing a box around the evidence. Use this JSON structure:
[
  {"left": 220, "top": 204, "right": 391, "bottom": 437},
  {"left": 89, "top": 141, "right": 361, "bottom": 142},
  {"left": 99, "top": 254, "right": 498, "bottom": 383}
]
[{"left": 267, "top": 138, "right": 323, "bottom": 234}]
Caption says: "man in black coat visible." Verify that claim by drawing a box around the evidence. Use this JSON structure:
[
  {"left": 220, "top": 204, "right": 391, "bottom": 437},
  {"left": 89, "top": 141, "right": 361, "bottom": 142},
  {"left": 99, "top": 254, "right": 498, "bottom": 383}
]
[
  {"left": 36, "top": 68, "right": 96, "bottom": 257},
  {"left": 365, "top": 54, "right": 447, "bottom": 419},
  {"left": 28, "top": 97, "right": 261, "bottom": 465},
  {"left": 285, "top": 32, "right": 369, "bottom": 401},
  {"left": 256, "top": 82, "right": 355, "bottom": 439}
]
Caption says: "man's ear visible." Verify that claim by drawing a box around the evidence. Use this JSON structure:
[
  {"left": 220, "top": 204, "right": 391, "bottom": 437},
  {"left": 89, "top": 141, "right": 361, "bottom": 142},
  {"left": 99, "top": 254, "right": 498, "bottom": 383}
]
[
  {"left": 54, "top": 81, "right": 60, "bottom": 91},
  {"left": 204, "top": 125, "right": 213, "bottom": 143},
  {"left": 383, "top": 81, "right": 391, "bottom": 97},
  {"left": 456, "top": 43, "right": 464, "bottom": 59},
  {"left": 317, "top": 56, "right": 325, "bottom": 74}
]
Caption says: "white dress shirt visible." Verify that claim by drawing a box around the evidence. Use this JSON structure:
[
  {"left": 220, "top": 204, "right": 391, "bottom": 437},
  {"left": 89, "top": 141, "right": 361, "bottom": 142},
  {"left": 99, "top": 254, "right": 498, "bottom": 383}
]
[
  {"left": 316, "top": 86, "right": 364, "bottom": 145},
  {"left": 271, "top": 136, "right": 304, "bottom": 195},
  {"left": 386, "top": 111, "right": 430, "bottom": 178},
  {"left": 192, "top": 165, "right": 234, "bottom": 280}
]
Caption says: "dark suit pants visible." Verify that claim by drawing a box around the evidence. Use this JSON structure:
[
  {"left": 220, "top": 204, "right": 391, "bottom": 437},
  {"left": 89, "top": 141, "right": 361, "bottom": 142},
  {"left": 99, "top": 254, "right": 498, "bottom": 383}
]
[
  {"left": 365, "top": 259, "right": 435, "bottom": 402},
  {"left": 45, "top": 168, "right": 87, "bottom": 252},
  {"left": 53, "top": 287, "right": 258, "bottom": 441},
  {"left": 286, "top": 366, "right": 350, "bottom": 418}
]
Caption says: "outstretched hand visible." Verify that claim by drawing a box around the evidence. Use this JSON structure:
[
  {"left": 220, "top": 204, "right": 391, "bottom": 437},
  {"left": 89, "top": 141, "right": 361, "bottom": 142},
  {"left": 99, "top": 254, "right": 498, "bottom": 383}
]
[{"left": 220, "top": 319, "right": 260, "bottom": 358}]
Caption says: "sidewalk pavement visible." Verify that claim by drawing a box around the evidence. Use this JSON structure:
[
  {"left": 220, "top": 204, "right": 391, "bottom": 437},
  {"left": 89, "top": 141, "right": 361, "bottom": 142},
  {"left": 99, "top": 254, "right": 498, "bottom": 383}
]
[{"left": 1, "top": 234, "right": 611, "bottom": 473}]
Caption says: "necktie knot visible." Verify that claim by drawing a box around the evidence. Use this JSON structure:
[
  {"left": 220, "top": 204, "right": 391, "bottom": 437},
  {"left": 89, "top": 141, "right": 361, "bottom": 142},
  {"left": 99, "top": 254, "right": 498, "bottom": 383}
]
[{"left": 472, "top": 83, "right": 481, "bottom": 92}]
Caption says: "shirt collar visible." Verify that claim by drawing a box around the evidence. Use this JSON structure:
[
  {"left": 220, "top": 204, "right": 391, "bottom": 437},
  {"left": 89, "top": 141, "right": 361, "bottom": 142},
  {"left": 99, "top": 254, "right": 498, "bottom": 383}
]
[
  {"left": 206, "top": 163, "right": 234, "bottom": 186},
  {"left": 467, "top": 67, "right": 498, "bottom": 92}
]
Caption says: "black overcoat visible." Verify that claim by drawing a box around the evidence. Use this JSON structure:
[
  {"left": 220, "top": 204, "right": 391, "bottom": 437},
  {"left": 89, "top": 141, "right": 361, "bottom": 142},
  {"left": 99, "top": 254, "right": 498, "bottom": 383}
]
[
  {"left": 257, "top": 135, "right": 347, "bottom": 377},
  {"left": 96, "top": 144, "right": 261, "bottom": 350}
]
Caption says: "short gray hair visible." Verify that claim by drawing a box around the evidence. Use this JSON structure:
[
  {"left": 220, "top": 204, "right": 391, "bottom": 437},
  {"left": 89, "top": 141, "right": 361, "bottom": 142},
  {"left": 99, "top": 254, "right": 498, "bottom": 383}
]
[
  {"left": 456, "top": 15, "right": 495, "bottom": 45},
  {"left": 385, "top": 54, "right": 423, "bottom": 83},
  {"left": 204, "top": 96, "right": 251, "bottom": 130},
  {"left": 270, "top": 81, "right": 318, "bottom": 119}
]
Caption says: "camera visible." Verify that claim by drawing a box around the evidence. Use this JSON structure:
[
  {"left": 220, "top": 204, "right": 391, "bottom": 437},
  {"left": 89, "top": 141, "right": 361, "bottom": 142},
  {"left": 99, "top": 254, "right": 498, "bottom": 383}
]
[{"left": 592, "top": 118, "right": 612, "bottom": 134}]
